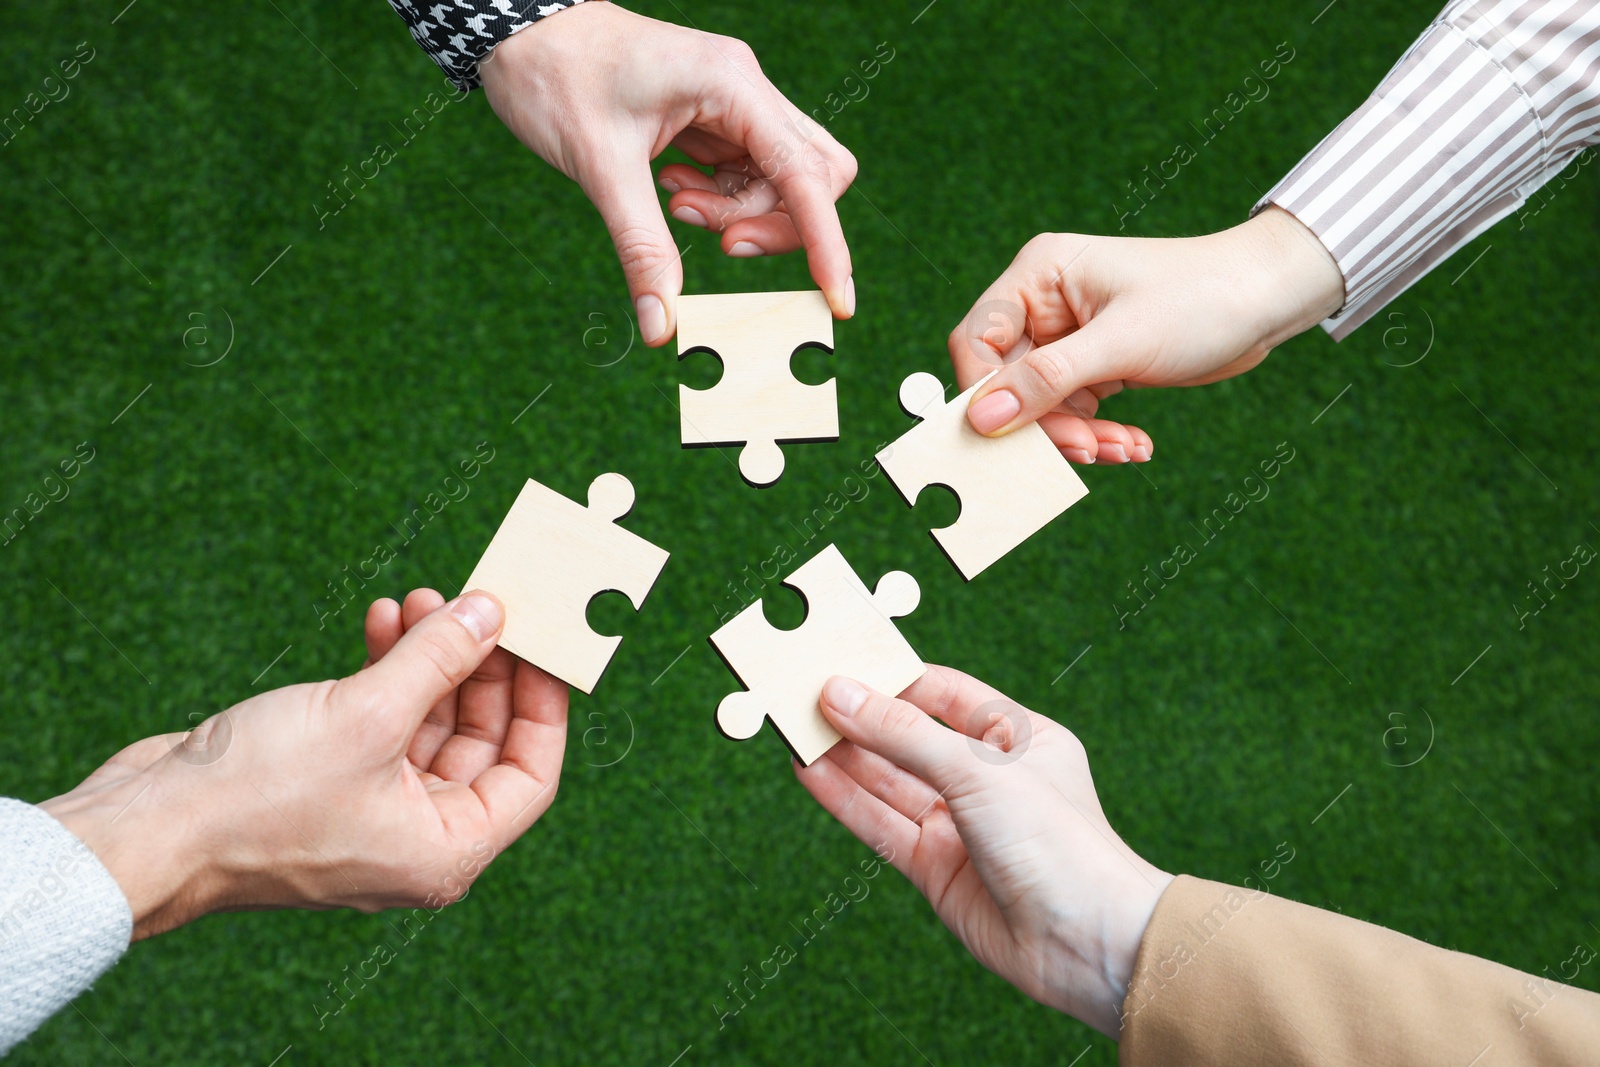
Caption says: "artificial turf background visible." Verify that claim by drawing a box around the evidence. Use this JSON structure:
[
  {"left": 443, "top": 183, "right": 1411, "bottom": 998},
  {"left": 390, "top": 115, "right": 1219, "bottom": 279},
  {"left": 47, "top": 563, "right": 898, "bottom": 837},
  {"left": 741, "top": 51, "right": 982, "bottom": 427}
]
[{"left": 3, "top": 0, "right": 1597, "bottom": 1063}]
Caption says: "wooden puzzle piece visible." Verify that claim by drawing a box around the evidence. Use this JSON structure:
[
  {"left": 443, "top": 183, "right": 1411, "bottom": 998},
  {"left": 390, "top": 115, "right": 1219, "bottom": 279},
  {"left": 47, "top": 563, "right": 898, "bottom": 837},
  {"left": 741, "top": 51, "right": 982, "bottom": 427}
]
[
  {"left": 465, "top": 472, "right": 669, "bottom": 694},
  {"left": 876, "top": 371, "right": 1088, "bottom": 580},
  {"left": 711, "top": 543, "right": 926, "bottom": 764},
  {"left": 676, "top": 290, "right": 838, "bottom": 487}
]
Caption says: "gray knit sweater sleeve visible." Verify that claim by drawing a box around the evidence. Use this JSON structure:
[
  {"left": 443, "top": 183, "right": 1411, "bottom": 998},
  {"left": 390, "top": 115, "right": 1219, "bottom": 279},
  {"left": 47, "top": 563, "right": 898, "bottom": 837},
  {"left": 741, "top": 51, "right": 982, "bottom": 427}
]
[{"left": 0, "top": 799, "right": 132, "bottom": 1054}]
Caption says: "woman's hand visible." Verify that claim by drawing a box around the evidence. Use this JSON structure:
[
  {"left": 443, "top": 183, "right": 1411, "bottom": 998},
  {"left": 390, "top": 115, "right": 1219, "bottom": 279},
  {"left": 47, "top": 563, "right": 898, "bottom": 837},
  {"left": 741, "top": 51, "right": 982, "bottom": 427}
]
[
  {"left": 796, "top": 666, "right": 1173, "bottom": 1037},
  {"left": 949, "top": 206, "right": 1344, "bottom": 463},
  {"left": 479, "top": 2, "right": 857, "bottom": 345},
  {"left": 41, "top": 589, "right": 568, "bottom": 940}
]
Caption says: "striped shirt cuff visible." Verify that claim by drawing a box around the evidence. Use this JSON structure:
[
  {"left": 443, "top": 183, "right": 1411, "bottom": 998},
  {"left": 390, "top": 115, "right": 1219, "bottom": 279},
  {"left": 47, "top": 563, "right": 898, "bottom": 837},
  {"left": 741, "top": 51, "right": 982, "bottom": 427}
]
[
  {"left": 1260, "top": 0, "right": 1600, "bottom": 340},
  {"left": 384, "top": 0, "right": 592, "bottom": 92}
]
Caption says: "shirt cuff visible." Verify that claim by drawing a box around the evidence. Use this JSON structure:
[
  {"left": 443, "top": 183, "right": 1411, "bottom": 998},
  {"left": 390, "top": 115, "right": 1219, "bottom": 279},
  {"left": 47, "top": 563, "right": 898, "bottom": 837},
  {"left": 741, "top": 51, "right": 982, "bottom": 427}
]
[
  {"left": 384, "top": 0, "right": 593, "bottom": 91},
  {"left": 1258, "top": 2, "right": 1600, "bottom": 340},
  {"left": 0, "top": 798, "right": 132, "bottom": 1054}
]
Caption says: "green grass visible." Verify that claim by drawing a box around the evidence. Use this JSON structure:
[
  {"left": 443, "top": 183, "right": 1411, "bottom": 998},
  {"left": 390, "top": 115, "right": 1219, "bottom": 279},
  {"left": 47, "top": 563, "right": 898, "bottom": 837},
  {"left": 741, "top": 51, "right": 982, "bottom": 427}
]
[{"left": 3, "top": 0, "right": 1597, "bottom": 1063}]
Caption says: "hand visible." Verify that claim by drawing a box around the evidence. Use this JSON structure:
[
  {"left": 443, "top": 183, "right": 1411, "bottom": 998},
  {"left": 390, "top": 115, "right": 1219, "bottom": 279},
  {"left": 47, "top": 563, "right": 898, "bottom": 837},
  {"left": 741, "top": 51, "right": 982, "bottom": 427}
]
[
  {"left": 479, "top": 2, "right": 857, "bottom": 345},
  {"left": 950, "top": 206, "right": 1344, "bottom": 463},
  {"left": 40, "top": 589, "right": 568, "bottom": 940},
  {"left": 796, "top": 667, "right": 1173, "bottom": 1038}
]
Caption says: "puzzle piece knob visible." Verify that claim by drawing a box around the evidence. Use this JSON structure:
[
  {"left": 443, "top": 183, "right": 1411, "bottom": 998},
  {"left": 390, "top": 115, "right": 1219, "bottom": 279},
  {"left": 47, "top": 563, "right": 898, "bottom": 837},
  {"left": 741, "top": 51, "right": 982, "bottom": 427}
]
[
  {"left": 897, "top": 372, "right": 947, "bottom": 419},
  {"left": 738, "top": 440, "right": 786, "bottom": 488},
  {"left": 870, "top": 570, "right": 921, "bottom": 618},
  {"left": 715, "top": 691, "right": 766, "bottom": 741},
  {"left": 586, "top": 472, "right": 637, "bottom": 522}
]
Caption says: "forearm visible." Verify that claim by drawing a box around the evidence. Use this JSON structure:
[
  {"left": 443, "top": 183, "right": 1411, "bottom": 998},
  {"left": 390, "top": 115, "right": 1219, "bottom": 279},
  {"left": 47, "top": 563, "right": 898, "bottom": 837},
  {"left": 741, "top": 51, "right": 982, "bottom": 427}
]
[
  {"left": 1260, "top": 0, "right": 1600, "bottom": 339},
  {"left": 1119, "top": 876, "right": 1600, "bottom": 1066}
]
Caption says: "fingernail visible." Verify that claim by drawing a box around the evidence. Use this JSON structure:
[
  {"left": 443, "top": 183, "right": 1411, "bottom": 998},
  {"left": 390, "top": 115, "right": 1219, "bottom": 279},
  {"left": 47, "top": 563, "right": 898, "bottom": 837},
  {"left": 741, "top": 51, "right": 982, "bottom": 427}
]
[
  {"left": 728, "top": 240, "right": 766, "bottom": 257},
  {"left": 967, "top": 389, "right": 1021, "bottom": 435},
  {"left": 822, "top": 676, "right": 868, "bottom": 718},
  {"left": 450, "top": 592, "right": 503, "bottom": 642},
  {"left": 671, "top": 204, "right": 707, "bottom": 228},
  {"left": 658, "top": 177, "right": 682, "bottom": 194},
  {"left": 844, "top": 276, "right": 856, "bottom": 317},
  {"left": 636, "top": 294, "right": 667, "bottom": 344},
  {"left": 1132, "top": 444, "right": 1152, "bottom": 462},
  {"left": 1065, "top": 446, "right": 1093, "bottom": 465},
  {"left": 1098, "top": 442, "right": 1128, "bottom": 464}
]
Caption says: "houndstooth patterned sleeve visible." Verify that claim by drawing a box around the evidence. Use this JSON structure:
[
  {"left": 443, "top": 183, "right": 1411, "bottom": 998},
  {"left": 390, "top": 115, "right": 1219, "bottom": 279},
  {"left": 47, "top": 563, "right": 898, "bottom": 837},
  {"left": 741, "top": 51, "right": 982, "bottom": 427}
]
[{"left": 384, "top": 0, "right": 594, "bottom": 92}]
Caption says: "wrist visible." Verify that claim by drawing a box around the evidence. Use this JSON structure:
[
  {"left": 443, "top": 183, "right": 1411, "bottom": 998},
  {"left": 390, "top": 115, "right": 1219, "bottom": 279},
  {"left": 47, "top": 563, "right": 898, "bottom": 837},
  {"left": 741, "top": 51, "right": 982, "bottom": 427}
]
[
  {"left": 478, "top": 0, "right": 610, "bottom": 93},
  {"left": 1039, "top": 853, "right": 1173, "bottom": 1038},
  {"left": 1235, "top": 205, "right": 1345, "bottom": 349},
  {"left": 1099, "top": 860, "right": 1174, "bottom": 1036},
  {"left": 41, "top": 766, "right": 224, "bottom": 940}
]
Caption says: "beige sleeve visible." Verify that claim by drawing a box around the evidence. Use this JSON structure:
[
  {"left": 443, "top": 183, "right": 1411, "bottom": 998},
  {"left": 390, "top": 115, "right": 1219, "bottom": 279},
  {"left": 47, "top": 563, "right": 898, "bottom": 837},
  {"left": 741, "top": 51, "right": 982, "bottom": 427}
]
[{"left": 1119, "top": 875, "right": 1600, "bottom": 1066}]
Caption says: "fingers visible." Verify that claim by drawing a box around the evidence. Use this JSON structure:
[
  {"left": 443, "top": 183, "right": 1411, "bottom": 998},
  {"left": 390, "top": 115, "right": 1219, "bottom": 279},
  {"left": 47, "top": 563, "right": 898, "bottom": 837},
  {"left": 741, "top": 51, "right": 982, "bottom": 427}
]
[
  {"left": 398, "top": 589, "right": 461, "bottom": 770},
  {"left": 664, "top": 164, "right": 783, "bottom": 231},
  {"left": 656, "top": 162, "right": 722, "bottom": 196},
  {"left": 363, "top": 598, "right": 402, "bottom": 667},
  {"left": 722, "top": 212, "right": 804, "bottom": 258},
  {"left": 662, "top": 136, "right": 853, "bottom": 305},
  {"left": 1035, "top": 412, "right": 1154, "bottom": 465},
  {"left": 661, "top": 158, "right": 809, "bottom": 257},
  {"left": 403, "top": 588, "right": 447, "bottom": 625},
  {"left": 583, "top": 155, "right": 685, "bottom": 347},
  {"left": 967, "top": 321, "right": 1137, "bottom": 437},
  {"left": 666, "top": 180, "right": 804, "bottom": 257},
  {"left": 948, "top": 290, "right": 1037, "bottom": 391},
  {"left": 739, "top": 108, "right": 856, "bottom": 317},
  {"left": 335, "top": 591, "right": 505, "bottom": 739},
  {"left": 1034, "top": 412, "right": 1101, "bottom": 466},
  {"left": 826, "top": 740, "right": 946, "bottom": 824},
  {"left": 898, "top": 665, "right": 1030, "bottom": 742},
  {"left": 816, "top": 675, "right": 981, "bottom": 791},
  {"left": 463, "top": 662, "right": 570, "bottom": 847},
  {"left": 793, "top": 753, "right": 919, "bottom": 881},
  {"left": 418, "top": 646, "right": 512, "bottom": 778}
]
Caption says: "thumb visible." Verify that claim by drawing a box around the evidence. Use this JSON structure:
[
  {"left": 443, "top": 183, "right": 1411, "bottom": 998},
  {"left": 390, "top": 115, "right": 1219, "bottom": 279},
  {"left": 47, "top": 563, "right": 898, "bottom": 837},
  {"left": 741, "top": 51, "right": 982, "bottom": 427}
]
[
  {"left": 966, "top": 317, "right": 1136, "bottom": 437},
  {"left": 584, "top": 157, "right": 683, "bottom": 347},
  {"left": 819, "top": 676, "right": 978, "bottom": 789},
  {"left": 336, "top": 592, "right": 504, "bottom": 733}
]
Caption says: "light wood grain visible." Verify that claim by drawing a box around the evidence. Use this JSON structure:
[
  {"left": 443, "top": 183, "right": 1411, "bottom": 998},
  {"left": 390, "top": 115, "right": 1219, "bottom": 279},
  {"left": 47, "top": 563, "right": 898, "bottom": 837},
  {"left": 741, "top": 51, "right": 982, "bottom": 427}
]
[
  {"left": 877, "top": 371, "right": 1089, "bottom": 580},
  {"left": 465, "top": 473, "right": 669, "bottom": 694},
  {"left": 677, "top": 290, "right": 838, "bottom": 487},
  {"left": 712, "top": 543, "right": 926, "bottom": 764}
]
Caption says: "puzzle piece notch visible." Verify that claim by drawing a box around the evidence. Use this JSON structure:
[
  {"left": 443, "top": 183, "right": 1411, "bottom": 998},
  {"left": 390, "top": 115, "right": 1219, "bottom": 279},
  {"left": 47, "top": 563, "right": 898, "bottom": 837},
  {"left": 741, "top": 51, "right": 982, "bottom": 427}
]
[
  {"left": 676, "top": 290, "right": 839, "bottom": 487},
  {"left": 464, "top": 473, "right": 670, "bottom": 695},
  {"left": 712, "top": 543, "right": 926, "bottom": 764},
  {"left": 877, "top": 371, "right": 1089, "bottom": 580}
]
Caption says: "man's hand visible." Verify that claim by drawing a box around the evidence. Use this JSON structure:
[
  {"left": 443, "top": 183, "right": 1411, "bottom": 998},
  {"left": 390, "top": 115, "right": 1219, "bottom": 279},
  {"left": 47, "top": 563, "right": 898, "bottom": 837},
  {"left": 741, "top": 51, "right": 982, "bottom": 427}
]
[
  {"left": 479, "top": 2, "right": 857, "bottom": 345},
  {"left": 41, "top": 589, "right": 568, "bottom": 939},
  {"left": 797, "top": 666, "right": 1173, "bottom": 1037},
  {"left": 950, "top": 206, "right": 1345, "bottom": 463}
]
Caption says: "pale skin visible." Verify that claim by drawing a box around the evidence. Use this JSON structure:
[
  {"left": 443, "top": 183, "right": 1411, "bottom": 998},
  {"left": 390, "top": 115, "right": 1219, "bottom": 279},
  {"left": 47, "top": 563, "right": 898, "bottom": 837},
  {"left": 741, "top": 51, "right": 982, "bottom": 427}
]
[
  {"left": 479, "top": 1, "right": 858, "bottom": 346},
  {"left": 40, "top": 590, "right": 567, "bottom": 940},
  {"left": 951, "top": 205, "right": 1346, "bottom": 464},
  {"left": 796, "top": 667, "right": 1174, "bottom": 1038}
]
